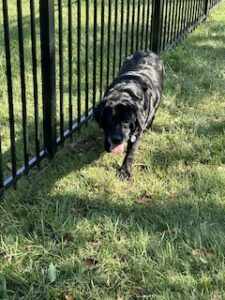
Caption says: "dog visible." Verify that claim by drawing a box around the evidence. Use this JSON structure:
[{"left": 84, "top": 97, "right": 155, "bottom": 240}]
[{"left": 94, "top": 50, "right": 164, "bottom": 179}]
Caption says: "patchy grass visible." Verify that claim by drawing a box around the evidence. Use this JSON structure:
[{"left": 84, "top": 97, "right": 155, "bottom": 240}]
[{"left": 1, "top": 1, "right": 225, "bottom": 299}]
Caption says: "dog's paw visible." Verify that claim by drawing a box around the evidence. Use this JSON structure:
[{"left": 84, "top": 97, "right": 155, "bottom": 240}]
[{"left": 117, "top": 167, "right": 131, "bottom": 180}]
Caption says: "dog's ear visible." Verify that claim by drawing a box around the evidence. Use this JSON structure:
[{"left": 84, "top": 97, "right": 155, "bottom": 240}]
[{"left": 93, "top": 100, "right": 106, "bottom": 127}]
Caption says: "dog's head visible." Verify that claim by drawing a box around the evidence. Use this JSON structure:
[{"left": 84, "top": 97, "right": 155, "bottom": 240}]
[{"left": 94, "top": 96, "right": 138, "bottom": 154}]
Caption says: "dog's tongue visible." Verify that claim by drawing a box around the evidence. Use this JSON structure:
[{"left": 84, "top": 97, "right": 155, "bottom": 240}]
[{"left": 110, "top": 144, "right": 125, "bottom": 154}]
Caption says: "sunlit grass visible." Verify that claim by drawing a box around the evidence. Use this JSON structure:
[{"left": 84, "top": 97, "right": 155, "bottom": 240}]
[{"left": 1, "top": 1, "right": 225, "bottom": 299}]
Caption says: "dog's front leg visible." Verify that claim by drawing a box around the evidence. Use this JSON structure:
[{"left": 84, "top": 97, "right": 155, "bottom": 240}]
[{"left": 117, "top": 133, "right": 142, "bottom": 180}]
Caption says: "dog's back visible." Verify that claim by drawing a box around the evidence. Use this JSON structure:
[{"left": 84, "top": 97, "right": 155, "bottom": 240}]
[{"left": 119, "top": 51, "right": 164, "bottom": 94}]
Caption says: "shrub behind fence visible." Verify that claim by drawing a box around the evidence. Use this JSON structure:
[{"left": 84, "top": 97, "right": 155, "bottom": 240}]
[{"left": 0, "top": 0, "right": 221, "bottom": 193}]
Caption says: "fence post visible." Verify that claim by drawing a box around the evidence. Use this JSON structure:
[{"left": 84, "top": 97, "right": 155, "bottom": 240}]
[
  {"left": 204, "top": 0, "right": 210, "bottom": 16},
  {"left": 39, "top": 0, "right": 57, "bottom": 157},
  {"left": 151, "top": 0, "right": 163, "bottom": 53}
]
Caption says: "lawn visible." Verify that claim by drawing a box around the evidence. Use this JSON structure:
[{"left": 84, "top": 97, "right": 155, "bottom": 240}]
[{"left": 1, "top": 1, "right": 225, "bottom": 299}]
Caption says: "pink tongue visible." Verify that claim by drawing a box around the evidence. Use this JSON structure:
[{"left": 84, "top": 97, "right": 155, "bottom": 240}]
[{"left": 110, "top": 144, "right": 125, "bottom": 154}]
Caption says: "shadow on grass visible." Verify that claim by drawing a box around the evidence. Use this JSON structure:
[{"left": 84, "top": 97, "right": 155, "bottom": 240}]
[{"left": 2, "top": 170, "right": 225, "bottom": 298}]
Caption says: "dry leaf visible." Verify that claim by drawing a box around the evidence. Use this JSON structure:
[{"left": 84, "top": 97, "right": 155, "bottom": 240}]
[
  {"left": 192, "top": 248, "right": 205, "bottom": 256},
  {"left": 48, "top": 262, "right": 57, "bottom": 283},
  {"left": 94, "top": 225, "right": 104, "bottom": 234},
  {"left": 64, "top": 292, "right": 74, "bottom": 300},
  {"left": 132, "top": 287, "right": 143, "bottom": 296},
  {"left": 218, "top": 166, "right": 225, "bottom": 173},
  {"left": 83, "top": 258, "right": 98, "bottom": 268},
  {"left": 135, "top": 163, "right": 148, "bottom": 172},
  {"left": 7, "top": 162, "right": 13, "bottom": 171},
  {"left": 136, "top": 192, "right": 153, "bottom": 205},
  {"left": 70, "top": 207, "right": 87, "bottom": 215},
  {"left": 211, "top": 293, "right": 222, "bottom": 300},
  {"left": 68, "top": 142, "right": 77, "bottom": 150}
]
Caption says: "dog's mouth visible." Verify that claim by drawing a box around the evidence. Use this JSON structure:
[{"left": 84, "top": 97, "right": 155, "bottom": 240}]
[{"left": 109, "top": 143, "right": 125, "bottom": 154}]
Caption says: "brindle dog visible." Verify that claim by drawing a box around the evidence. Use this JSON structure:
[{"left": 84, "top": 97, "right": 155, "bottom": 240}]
[{"left": 94, "top": 50, "right": 164, "bottom": 179}]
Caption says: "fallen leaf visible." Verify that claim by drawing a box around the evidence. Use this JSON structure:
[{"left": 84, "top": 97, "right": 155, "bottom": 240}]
[
  {"left": 132, "top": 287, "right": 143, "bottom": 296},
  {"left": 48, "top": 262, "right": 57, "bottom": 283},
  {"left": 211, "top": 293, "right": 222, "bottom": 300},
  {"left": 94, "top": 225, "right": 104, "bottom": 235},
  {"left": 199, "top": 256, "right": 208, "bottom": 264},
  {"left": 7, "top": 162, "right": 13, "bottom": 171},
  {"left": 83, "top": 258, "right": 98, "bottom": 268},
  {"left": 64, "top": 292, "right": 74, "bottom": 300},
  {"left": 135, "top": 163, "right": 148, "bottom": 172},
  {"left": 192, "top": 248, "right": 205, "bottom": 256},
  {"left": 70, "top": 207, "right": 87, "bottom": 216},
  {"left": 136, "top": 192, "right": 153, "bottom": 205},
  {"left": 218, "top": 165, "right": 225, "bottom": 173},
  {"left": 68, "top": 142, "right": 77, "bottom": 150}
]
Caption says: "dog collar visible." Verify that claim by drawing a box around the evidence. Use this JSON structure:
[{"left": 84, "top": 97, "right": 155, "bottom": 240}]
[{"left": 130, "top": 135, "right": 137, "bottom": 143}]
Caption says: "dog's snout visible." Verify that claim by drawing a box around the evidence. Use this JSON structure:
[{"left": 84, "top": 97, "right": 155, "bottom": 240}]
[{"left": 111, "top": 135, "right": 123, "bottom": 145}]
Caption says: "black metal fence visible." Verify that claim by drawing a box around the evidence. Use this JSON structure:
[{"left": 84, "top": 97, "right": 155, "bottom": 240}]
[{"left": 0, "top": 0, "right": 221, "bottom": 194}]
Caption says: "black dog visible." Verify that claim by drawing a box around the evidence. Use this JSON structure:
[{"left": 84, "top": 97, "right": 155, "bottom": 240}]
[{"left": 94, "top": 50, "right": 164, "bottom": 179}]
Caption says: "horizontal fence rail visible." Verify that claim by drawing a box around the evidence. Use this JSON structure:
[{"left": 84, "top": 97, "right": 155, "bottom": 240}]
[{"left": 0, "top": 0, "right": 222, "bottom": 195}]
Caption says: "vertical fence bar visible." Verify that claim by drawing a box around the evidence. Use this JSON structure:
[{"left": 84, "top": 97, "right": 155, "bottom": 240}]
[
  {"left": 158, "top": 0, "right": 165, "bottom": 51},
  {"left": 141, "top": 0, "right": 146, "bottom": 50},
  {"left": 186, "top": 0, "right": 191, "bottom": 29},
  {"left": 145, "top": 0, "right": 150, "bottom": 50},
  {"left": 190, "top": 0, "right": 195, "bottom": 25},
  {"left": 176, "top": 0, "right": 182, "bottom": 38},
  {"left": 162, "top": 0, "right": 168, "bottom": 50},
  {"left": 169, "top": 0, "right": 176, "bottom": 44},
  {"left": 100, "top": 0, "right": 105, "bottom": 97},
  {"left": 172, "top": 0, "right": 179, "bottom": 42},
  {"left": 77, "top": 0, "right": 81, "bottom": 124},
  {"left": 204, "top": 0, "right": 210, "bottom": 16},
  {"left": 191, "top": 0, "right": 196, "bottom": 24},
  {"left": 39, "top": 0, "right": 57, "bottom": 157},
  {"left": 106, "top": 0, "right": 112, "bottom": 87},
  {"left": 193, "top": 0, "right": 198, "bottom": 22},
  {"left": 17, "top": 0, "right": 28, "bottom": 168},
  {"left": 119, "top": 0, "right": 124, "bottom": 67},
  {"left": 30, "top": 0, "right": 40, "bottom": 157},
  {"left": 151, "top": 0, "right": 162, "bottom": 53},
  {"left": 136, "top": 0, "right": 141, "bottom": 51},
  {"left": 125, "top": 0, "right": 130, "bottom": 56},
  {"left": 130, "top": 0, "right": 135, "bottom": 53},
  {"left": 2, "top": 0, "right": 17, "bottom": 182},
  {"left": 196, "top": 0, "right": 201, "bottom": 20},
  {"left": 113, "top": 0, "right": 118, "bottom": 78},
  {"left": 93, "top": 0, "right": 97, "bottom": 108},
  {"left": 193, "top": 0, "right": 198, "bottom": 24},
  {"left": 166, "top": 0, "right": 173, "bottom": 46},
  {"left": 68, "top": 0, "right": 73, "bottom": 130},
  {"left": 85, "top": 0, "right": 89, "bottom": 116},
  {"left": 185, "top": 0, "right": 191, "bottom": 30},
  {"left": 181, "top": 0, "right": 186, "bottom": 34},
  {"left": 183, "top": 0, "right": 188, "bottom": 31},
  {"left": 58, "top": 0, "right": 64, "bottom": 141}
]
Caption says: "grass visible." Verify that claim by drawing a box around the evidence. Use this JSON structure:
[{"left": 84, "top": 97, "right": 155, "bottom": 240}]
[{"left": 1, "top": 1, "right": 225, "bottom": 299}]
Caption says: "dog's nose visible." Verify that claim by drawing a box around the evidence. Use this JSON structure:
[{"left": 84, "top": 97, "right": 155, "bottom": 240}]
[{"left": 111, "top": 135, "right": 123, "bottom": 145}]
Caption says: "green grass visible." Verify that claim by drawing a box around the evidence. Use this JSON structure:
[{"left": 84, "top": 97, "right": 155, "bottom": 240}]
[{"left": 1, "top": 1, "right": 225, "bottom": 299}]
